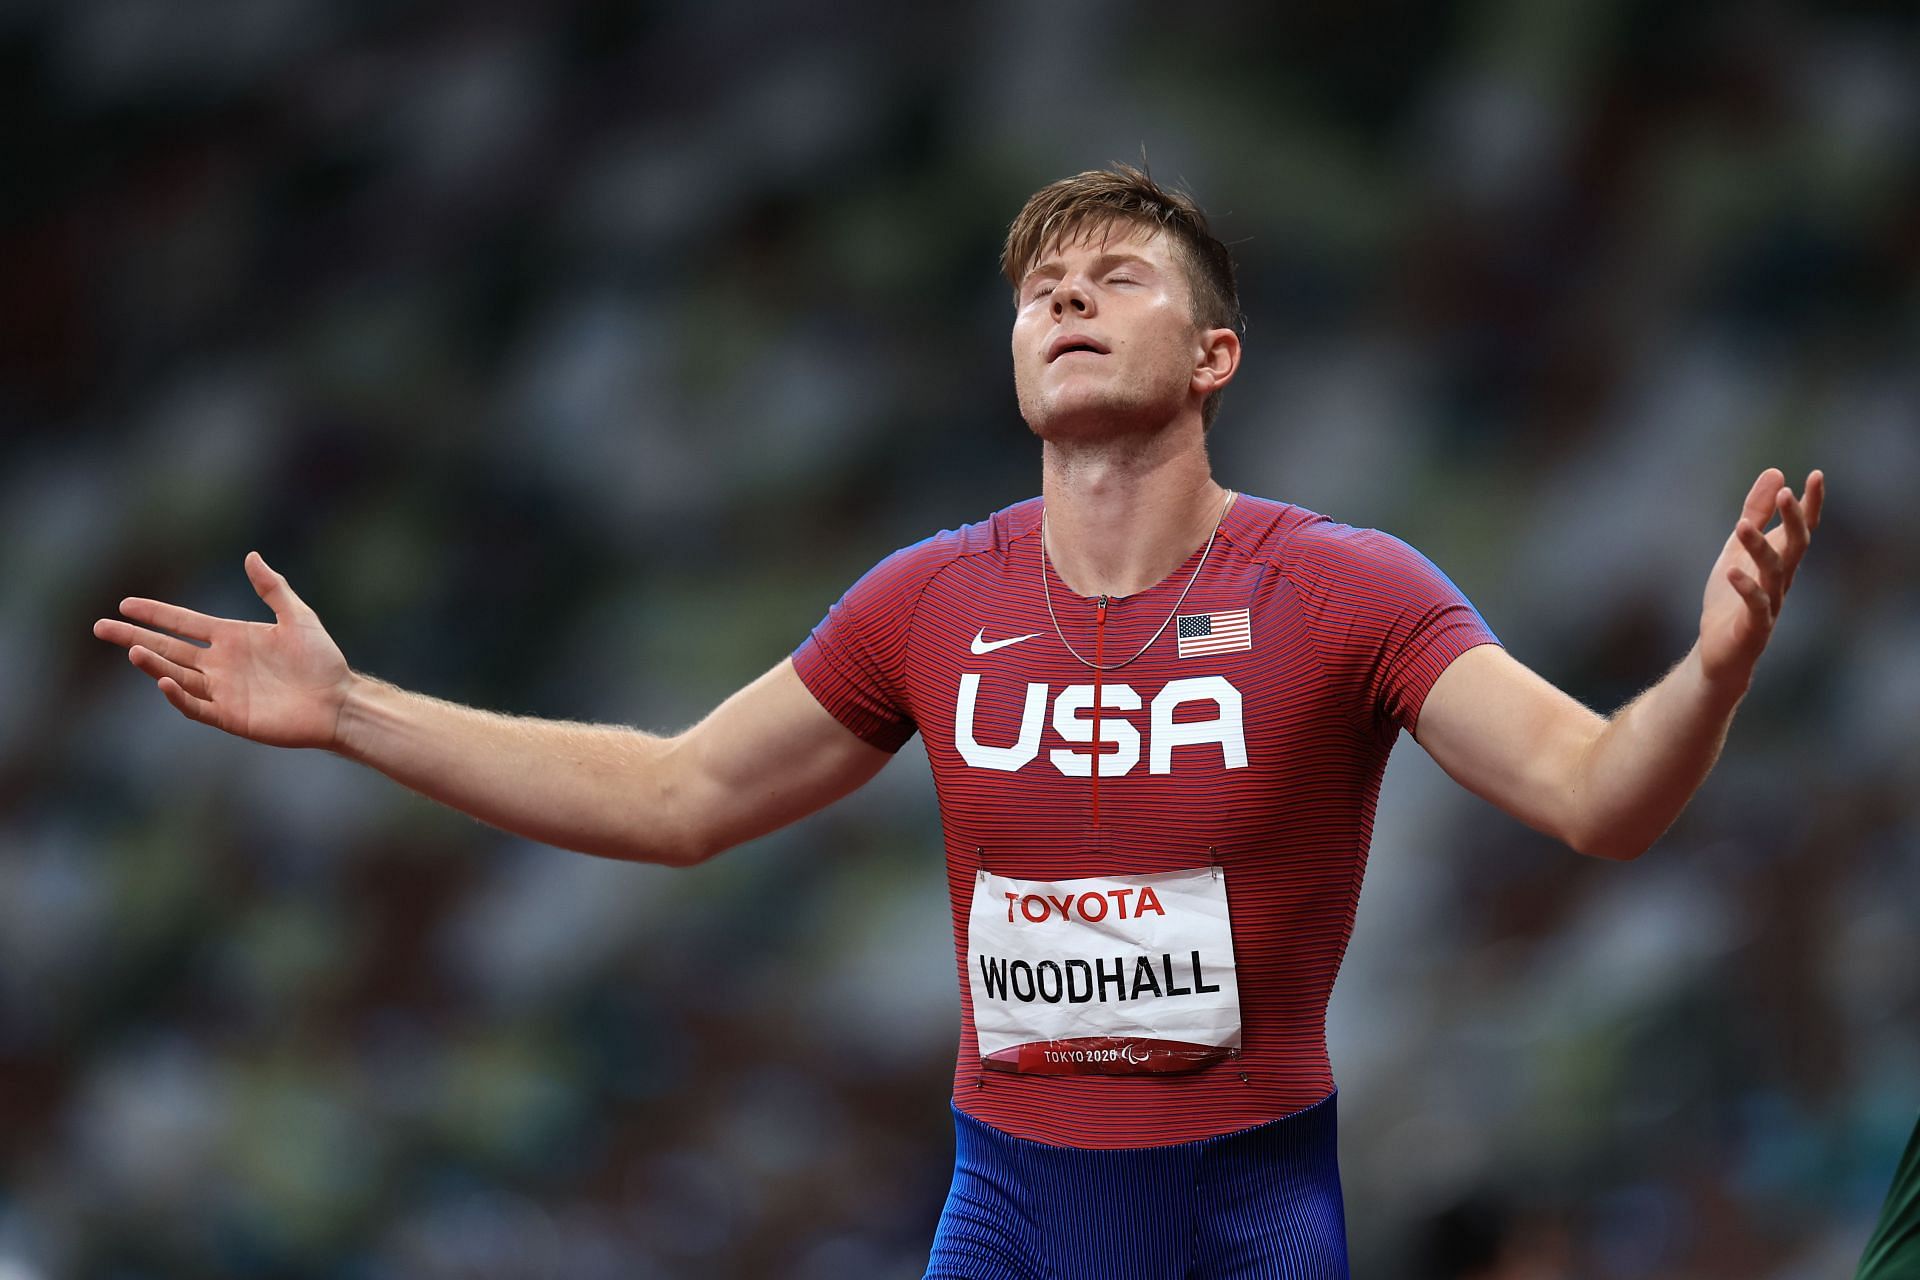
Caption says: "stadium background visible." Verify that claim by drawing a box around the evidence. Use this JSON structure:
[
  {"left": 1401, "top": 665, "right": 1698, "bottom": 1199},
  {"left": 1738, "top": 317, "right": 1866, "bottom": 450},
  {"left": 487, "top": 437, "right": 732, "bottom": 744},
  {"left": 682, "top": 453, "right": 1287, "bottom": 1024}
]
[{"left": 3, "top": 0, "right": 1917, "bottom": 1275}]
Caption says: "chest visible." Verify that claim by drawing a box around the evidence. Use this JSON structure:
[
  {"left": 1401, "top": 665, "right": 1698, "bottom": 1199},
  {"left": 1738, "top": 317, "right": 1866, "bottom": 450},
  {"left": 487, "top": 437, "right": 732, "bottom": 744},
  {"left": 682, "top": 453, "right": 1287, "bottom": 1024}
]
[{"left": 908, "top": 562, "right": 1350, "bottom": 793}]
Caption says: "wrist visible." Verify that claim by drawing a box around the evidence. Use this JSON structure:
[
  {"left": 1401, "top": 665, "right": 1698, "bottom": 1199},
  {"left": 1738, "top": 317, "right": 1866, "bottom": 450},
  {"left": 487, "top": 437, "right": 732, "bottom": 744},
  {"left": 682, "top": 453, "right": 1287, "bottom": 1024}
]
[
  {"left": 1690, "top": 643, "right": 1753, "bottom": 712},
  {"left": 330, "top": 670, "right": 382, "bottom": 760}
]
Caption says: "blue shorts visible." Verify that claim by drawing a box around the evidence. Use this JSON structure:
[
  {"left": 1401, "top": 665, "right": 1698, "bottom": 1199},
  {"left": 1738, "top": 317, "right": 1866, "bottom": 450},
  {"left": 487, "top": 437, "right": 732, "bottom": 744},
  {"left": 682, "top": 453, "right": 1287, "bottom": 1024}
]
[{"left": 925, "top": 1091, "right": 1350, "bottom": 1279}]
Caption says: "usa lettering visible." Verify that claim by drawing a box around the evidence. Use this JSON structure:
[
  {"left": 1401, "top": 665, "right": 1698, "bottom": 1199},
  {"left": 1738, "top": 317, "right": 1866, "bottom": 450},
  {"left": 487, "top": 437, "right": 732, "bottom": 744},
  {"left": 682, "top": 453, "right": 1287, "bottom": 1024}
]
[
  {"left": 954, "top": 675, "right": 1248, "bottom": 775},
  {"left": 1004, "top": 886, "right": 1166, "bottom": 924}
]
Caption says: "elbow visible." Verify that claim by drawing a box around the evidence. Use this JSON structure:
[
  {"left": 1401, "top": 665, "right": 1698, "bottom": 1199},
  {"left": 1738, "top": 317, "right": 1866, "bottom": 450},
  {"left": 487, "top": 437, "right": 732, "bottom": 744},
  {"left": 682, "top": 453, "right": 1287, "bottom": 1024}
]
[
  {"left": 626, "top": 736, "right": 723, "bottom": 868},
  {"left": 1568, "top": 825, "right": 1653, "bottom": 862},
  {"left": 566, "top": 829, "right": 700, "bottom": 868},
  {"left": 664, "top": 829, "right": 725, "bottom": 868},
  {"left": 1584, "top": 840, "right": 1652, "bottom": 863},
  {"left": 604, "top": 826, "right": 714, "bottom": 868},
  {"left": 599, "top": 832, "right": 706, "bottom": 871},
  {"left": 1560, "top": 786, "right": 1657, "bottom": 862}
]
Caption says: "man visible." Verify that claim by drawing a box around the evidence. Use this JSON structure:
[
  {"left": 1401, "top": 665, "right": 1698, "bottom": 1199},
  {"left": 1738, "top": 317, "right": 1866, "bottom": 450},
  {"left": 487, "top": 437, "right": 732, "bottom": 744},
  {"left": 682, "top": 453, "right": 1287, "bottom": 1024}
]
[
  {"left": 95, "top": 165, "right": 1822, "bottom": 1279},
  {"left": 1857, "top": 1110, "right": 1920, "bottom": 1278}
]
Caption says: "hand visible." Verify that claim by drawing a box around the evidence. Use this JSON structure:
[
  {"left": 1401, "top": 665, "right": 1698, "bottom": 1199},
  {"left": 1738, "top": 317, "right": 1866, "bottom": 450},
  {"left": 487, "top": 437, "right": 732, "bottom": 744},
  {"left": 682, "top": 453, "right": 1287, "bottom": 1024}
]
[
  {"left": 1698, "top": 468, "right": 1824, "bottom": 691},
  {"left": 92, "top": 552, "right": 355, "bottom": 749}
]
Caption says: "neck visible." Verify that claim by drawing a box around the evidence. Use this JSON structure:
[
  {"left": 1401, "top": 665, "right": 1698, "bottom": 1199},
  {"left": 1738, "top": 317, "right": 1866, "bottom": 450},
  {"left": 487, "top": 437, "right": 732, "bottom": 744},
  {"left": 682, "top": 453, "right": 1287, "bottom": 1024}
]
[{"left": 1040, "top": 422, "right": 1229, "bottom": 598}]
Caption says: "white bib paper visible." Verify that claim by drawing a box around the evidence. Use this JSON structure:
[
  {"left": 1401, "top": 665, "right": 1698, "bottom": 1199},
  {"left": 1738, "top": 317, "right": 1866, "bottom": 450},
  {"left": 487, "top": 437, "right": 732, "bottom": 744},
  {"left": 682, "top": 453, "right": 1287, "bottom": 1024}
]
[{"left": 967, "top": 867, "right": 1242, "bottom": 1075}]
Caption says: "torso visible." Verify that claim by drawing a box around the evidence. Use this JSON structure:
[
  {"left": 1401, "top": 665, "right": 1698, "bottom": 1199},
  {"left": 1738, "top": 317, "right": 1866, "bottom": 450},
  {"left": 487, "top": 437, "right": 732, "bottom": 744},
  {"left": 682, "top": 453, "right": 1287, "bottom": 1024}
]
[{"left": 794, "top": 494, "right": 1497, "bottom": 1147}]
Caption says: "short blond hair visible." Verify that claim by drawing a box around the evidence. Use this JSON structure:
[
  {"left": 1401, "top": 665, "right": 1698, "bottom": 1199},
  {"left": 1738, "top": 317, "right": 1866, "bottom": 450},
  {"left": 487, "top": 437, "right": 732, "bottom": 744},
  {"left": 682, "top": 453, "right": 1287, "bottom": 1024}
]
[{"left": 1002, "top": 163, "right": 1242, "bottom": 427}]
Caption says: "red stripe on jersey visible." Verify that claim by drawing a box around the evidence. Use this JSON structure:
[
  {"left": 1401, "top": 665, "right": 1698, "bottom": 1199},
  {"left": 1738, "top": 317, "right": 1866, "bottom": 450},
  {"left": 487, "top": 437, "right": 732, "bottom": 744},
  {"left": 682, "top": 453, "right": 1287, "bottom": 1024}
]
[{"left": 792, "top": 495, "right": 1500, "bottom": 1148}]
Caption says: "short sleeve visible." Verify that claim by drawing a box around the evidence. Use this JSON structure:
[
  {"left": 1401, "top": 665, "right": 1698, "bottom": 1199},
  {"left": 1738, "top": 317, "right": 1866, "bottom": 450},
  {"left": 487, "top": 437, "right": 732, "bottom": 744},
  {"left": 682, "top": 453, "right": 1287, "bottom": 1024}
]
[
  {"left": 1278, "top": 523, "right": 1501, "bottom": 737},
  {"left": 791, "top": 544, "right": 926, "bottom": 752}
]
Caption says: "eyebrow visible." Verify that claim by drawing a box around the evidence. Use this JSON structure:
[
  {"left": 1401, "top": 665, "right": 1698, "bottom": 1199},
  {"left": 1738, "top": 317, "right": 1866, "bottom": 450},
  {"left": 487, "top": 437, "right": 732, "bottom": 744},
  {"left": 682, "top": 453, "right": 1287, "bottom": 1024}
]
[{"left": 1019, "top": 251, "right": 1159, "bottom": 289}]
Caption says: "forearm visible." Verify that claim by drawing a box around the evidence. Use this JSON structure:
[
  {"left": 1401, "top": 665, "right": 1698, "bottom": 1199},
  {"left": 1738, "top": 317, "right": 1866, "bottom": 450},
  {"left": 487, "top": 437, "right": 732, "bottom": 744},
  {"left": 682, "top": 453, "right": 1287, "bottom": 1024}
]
[
  {"left": 1417, "top": 470, "right": 1820, "bottom": 860},
  {"left": 332, "top": 673, "right": 701, "bottom": 866},
  {"left": 1569, "top": 642, "right": 1748, "bottom": 860}
]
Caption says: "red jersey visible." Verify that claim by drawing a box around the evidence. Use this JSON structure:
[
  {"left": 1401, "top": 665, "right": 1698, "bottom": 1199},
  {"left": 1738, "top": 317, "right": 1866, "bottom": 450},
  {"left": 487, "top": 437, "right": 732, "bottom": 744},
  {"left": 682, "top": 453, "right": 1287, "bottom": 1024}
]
[{"left": 792, "top": 494, "right": 1499, "bottom": 1148}]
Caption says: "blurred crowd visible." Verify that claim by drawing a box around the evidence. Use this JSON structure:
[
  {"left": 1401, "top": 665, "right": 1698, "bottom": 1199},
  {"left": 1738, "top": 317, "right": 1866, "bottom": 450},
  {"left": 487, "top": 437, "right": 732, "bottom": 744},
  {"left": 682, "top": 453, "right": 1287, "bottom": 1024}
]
[{"left": 2, "top": 0, "right": 1916, "bottom": 1276}]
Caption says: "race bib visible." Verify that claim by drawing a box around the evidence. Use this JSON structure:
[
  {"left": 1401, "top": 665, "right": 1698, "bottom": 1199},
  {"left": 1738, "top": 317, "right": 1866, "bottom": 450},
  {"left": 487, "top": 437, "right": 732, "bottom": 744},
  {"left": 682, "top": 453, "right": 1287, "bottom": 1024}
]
[{"left": 967, "top": 867, "right": 1242, "bottom": 1075}]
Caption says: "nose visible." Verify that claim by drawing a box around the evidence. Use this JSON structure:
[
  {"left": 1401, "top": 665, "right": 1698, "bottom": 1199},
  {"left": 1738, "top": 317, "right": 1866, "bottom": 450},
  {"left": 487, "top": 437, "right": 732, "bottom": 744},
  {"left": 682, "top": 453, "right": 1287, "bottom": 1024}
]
[{"left": 1050, "top": 274, "right": 1093, "bottom": 319}]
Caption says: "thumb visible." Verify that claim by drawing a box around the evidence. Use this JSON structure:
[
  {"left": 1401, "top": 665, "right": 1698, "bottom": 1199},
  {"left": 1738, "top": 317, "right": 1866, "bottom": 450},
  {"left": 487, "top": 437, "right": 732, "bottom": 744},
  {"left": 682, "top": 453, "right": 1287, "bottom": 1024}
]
[{"left": 245, "top": 551, "right": 305, "bottom": 620}]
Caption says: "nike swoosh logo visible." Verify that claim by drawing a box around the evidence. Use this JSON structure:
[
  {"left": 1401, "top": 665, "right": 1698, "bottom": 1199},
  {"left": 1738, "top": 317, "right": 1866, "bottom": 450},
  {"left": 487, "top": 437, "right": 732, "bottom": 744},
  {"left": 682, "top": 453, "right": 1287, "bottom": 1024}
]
[{"left": 971, "top": 628, "right": 1044, "bottom": 656}]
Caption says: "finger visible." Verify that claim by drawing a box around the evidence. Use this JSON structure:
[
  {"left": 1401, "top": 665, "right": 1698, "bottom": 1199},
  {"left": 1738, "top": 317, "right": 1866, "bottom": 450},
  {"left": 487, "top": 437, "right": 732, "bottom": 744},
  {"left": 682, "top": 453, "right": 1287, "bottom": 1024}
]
[
  {"left": 119, "top": 598, "right": 218, "bottom": 643},
  {"left": 1726, "top": 567, "right": 1774, "bottom": 628},
  {"left": 1802, "top": 469, "right": 1825, "bottom": 532},
  {"left": 1736, "top": 519, "right": 1784, "bottom": 600},
  {"left": 1737, "top": 518, "right": 1783, "bottom": 574},
  {"left": 245, "top": 552, "right": 306, "bottom": 622},
  {"left": 1774, "top": 488, "right": 1809, "bottom": 555},
  {"left": 130, "top": 645, "right": 212, "bottom": 701},
  {"left": 93, "top": 618, "right": 208, "bottom": 667},
  {"left": 1739, "top": 468, "right": 1786, "bottom": 530},
  {"left": 1773, "top": 490, "right": 1810, "bottom": 591},
  {"left": 157, "top": 675, "right": 216, "bottom": 726}
]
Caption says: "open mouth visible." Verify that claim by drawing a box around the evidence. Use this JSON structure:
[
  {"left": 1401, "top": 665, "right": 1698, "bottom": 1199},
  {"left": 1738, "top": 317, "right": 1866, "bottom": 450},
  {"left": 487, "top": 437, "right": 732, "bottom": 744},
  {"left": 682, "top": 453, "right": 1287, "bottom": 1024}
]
[{"left": 1047, "top": 335, "right": 1111, "bottom": 363}]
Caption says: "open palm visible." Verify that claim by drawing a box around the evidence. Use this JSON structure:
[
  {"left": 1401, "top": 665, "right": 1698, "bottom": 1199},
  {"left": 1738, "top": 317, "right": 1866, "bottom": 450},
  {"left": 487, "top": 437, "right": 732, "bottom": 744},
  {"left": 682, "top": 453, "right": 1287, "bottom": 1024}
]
[
  {"left": 93, "top": 552, "right": 353, "bottom": 749},
  {"left": 1698, "top": 468, "right": 1824, "bottom": 689}
]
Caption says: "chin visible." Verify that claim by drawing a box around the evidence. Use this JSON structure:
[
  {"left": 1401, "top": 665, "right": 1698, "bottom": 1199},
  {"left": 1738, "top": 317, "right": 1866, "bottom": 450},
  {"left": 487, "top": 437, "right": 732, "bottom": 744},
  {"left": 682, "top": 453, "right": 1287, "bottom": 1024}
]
[{"left": 1022, "top": 389, "right": 1171, "bottom": 442}]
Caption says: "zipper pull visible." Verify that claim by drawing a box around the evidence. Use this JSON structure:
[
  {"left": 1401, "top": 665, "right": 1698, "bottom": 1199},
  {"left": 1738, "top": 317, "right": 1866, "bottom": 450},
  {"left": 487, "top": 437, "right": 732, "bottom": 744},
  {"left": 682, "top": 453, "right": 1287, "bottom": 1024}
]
[{"left": 1095, "top": 594, "right": 1108, "bottom": 625}]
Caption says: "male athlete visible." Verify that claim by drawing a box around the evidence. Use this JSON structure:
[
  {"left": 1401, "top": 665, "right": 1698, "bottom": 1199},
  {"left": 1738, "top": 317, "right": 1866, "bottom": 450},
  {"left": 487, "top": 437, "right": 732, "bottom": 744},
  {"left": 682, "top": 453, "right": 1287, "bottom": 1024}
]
[
  {"left": 95, "top": 165, "right": 1823, "bottom": 1278},
  {"left": 1857, "top": 1110, "right": 1920, "bottom": 1278}
]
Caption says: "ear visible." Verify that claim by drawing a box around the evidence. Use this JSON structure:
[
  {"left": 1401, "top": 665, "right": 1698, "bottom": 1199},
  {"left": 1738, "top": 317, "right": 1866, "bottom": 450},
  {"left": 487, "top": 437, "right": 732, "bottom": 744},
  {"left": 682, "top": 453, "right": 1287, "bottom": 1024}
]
[{"left": 1190, "top": 326, "right": 1241, "bottom": 400}]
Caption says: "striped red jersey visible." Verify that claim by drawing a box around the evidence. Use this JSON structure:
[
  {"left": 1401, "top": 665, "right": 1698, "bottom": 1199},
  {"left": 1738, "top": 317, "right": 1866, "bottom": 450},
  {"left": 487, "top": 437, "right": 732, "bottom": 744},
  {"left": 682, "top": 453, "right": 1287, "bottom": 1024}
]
[{"left": 791, "top": 494, "right": 1499, "bottom": 1148}]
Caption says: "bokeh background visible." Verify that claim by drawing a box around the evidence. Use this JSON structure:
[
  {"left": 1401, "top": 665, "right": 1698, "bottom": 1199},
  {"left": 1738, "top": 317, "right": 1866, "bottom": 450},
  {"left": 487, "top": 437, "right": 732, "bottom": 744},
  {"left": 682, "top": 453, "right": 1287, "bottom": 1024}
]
[{"left": 4, "top": 0, "right": 1917, "bottom": 1275}]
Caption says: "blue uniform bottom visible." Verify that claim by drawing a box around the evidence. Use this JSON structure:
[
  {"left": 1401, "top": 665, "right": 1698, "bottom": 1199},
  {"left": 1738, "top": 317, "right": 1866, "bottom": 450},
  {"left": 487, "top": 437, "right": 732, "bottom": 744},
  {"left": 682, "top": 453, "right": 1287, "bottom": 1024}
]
[{"left": 925, "top": 1090, "right": 1350, "bottom": 1280}]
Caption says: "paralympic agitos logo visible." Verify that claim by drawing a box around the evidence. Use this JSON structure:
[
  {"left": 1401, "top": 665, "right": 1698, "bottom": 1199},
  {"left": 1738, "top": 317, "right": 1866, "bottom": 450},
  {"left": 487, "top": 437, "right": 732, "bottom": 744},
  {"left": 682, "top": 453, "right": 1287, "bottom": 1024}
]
[{"left": 952, "top": 674, "right": 1248, "bottom": 775}]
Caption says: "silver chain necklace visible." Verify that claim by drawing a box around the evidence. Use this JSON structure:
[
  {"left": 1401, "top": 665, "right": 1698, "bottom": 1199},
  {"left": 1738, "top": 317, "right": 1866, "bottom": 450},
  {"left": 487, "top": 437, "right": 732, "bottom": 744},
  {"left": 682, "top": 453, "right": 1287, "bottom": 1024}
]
[{"left": 1040, "top": 489, "right": 1236, "bottom": 672}]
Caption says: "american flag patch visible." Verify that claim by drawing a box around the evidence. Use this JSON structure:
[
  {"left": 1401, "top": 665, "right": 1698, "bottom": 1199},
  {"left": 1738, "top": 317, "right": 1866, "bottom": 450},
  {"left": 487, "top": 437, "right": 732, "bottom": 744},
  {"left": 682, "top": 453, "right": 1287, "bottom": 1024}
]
[{"left": 1175, "top": 609, "right": 1251, "bottom": 658}]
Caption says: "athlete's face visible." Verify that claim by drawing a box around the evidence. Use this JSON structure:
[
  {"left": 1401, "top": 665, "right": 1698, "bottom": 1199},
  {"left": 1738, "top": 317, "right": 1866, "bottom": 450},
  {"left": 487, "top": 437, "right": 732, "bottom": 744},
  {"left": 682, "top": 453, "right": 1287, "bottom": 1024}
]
[{"left": 1010, "top": 221, "right": 1236, "bottom": 440}]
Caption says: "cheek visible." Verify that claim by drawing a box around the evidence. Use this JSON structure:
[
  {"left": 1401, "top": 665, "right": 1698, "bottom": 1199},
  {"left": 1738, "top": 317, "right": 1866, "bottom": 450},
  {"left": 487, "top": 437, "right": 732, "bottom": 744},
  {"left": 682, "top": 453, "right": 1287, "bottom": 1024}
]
[
  {"left": 1011, "top": 319, "right": 1045, "bottom": 368},
  {"left": 1128, "top": 321, "right": 1188, "bottom": 378}
]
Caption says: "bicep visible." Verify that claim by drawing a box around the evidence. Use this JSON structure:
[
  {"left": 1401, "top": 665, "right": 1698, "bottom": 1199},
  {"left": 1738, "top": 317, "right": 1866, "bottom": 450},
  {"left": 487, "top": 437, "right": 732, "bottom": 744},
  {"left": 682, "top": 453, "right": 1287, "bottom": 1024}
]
[
  {"left": 1412, "top": 644, "right": 1604, "bottom": 847},
  {"left": 671, "top": 657, "right": 896, "bottom": 860}
]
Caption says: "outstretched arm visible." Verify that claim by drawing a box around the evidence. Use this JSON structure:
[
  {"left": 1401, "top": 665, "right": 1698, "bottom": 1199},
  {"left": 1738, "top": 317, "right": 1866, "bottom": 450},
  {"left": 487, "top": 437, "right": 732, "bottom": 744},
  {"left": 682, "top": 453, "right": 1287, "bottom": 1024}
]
[
  {"left": 1414, "top": 468, "right": 1824, "bottom": 860},
  {"left": 93, "top": 552, "right": 894, "bottom": 866}
]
